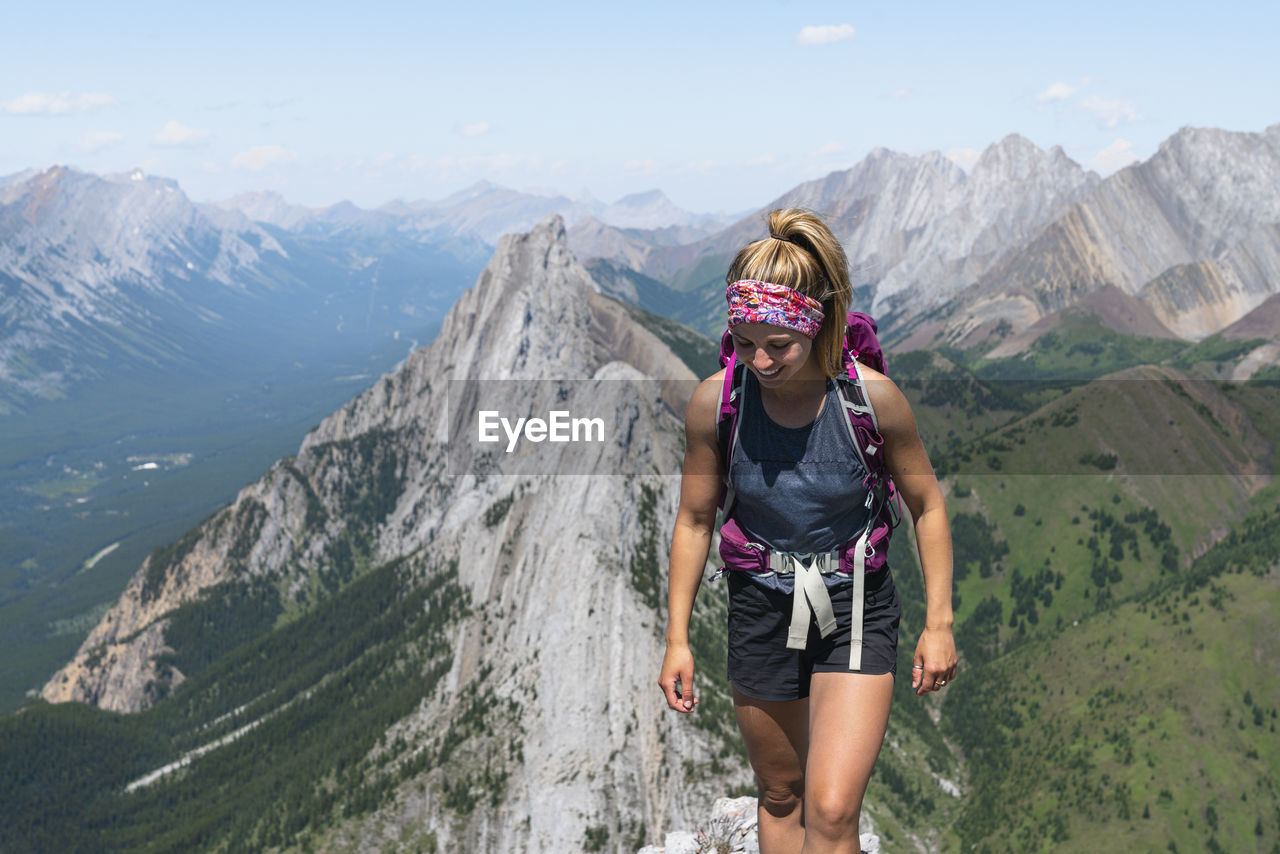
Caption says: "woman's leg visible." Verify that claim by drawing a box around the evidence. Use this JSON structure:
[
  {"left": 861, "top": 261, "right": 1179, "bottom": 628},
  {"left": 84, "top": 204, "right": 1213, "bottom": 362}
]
[
  {"left": 733, "top": 687, "right": 809, "bottom": 854},
  {"left": 801, "top": 671, "right": 894, "bottom": 854}
]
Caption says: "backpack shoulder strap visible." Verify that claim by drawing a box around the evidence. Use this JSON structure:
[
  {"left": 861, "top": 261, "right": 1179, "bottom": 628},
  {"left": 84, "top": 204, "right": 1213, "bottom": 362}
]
[
  {"left": 845, "top": 359, "right": 880, "bottom": 433},
  {"left": 716, "top": 356, "right": 747, "bottom": 512},
  {"left": 834, "top": 358, "right": 886, "bottom": 487}
]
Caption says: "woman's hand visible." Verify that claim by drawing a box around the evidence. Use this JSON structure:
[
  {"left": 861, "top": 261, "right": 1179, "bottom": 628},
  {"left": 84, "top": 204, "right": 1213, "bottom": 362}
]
[
  {"left": 658, "top": 642, "right": 699, "bottom": 712},
  {"left": 912, "top": 626, "right": 958, "bottom": 695}
]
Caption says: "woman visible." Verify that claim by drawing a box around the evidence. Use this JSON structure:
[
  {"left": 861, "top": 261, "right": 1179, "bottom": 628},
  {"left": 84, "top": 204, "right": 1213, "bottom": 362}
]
[{"left": 658, "top": 208, "right": 957, "bottom": 854}]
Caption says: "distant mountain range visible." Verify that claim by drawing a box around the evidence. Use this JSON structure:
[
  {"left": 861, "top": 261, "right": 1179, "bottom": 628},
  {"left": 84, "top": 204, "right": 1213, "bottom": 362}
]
[
  {"left": 0, "top": 166, "right": 735, "bottom": 410},
  {"left": 15, "top": 122, "right": 1275, "bottom": 409},
  {"left": 218, "top": 181, "right": 737, "bottom": 246},
  {"left": 568, "top": 124, "right": 1280, "bottom": 377},
  {"left": 0, "top": 165, "right": 488, "bottom": 412}
]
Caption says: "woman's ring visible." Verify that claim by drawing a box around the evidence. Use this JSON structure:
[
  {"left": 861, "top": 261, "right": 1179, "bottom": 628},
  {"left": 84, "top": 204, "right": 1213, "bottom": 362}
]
[
  {"left": 912, "top": 664, "right": 924, "bottom": 670},
  {"left": 937, "top": 680, "right": 948, "bottom": 687}
]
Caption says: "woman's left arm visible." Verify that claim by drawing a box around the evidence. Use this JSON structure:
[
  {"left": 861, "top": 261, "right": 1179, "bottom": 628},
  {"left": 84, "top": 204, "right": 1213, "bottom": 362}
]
[{"left": 863, "top": 368, "right": 958, "bottom": 695}]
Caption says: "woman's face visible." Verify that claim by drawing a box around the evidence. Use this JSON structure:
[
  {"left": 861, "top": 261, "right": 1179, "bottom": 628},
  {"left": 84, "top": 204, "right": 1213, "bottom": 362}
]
[{"left": 730, "top": 323, "right": 817, "bottom": 387}]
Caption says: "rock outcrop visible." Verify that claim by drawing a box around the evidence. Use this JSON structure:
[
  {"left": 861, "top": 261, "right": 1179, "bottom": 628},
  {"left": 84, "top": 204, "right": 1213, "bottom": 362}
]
[{"left": 634, "top": 796, "right": 883, "bottom": 854}]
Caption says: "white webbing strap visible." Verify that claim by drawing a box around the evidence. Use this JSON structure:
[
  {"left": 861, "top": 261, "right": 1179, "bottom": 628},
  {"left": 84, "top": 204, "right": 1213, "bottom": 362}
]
[
  {"left": 848, "top": 527, "right": 869, "bottom": 671},
  {"left": 771, "top": 551, "right": 838, "bottom": 651}
]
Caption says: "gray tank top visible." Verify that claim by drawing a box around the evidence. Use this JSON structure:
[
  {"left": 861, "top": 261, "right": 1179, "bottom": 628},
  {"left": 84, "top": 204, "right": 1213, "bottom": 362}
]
[{"left": 728, "top": 371, "right": 870, "bottom": 554}]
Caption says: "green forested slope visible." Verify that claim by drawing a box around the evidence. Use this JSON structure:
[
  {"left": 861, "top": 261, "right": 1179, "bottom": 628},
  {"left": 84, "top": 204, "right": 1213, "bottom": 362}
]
[
  {"left": 0, "top": 554, "right": 470, "bottom": 853},
  {"left": 945, "top": 503, "right": 1280, "bottom": 852}
]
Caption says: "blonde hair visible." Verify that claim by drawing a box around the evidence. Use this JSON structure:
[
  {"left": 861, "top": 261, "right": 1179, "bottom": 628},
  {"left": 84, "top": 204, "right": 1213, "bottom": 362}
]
[{"left": 725, "top": 208, "right": 852, "bottom": 377}]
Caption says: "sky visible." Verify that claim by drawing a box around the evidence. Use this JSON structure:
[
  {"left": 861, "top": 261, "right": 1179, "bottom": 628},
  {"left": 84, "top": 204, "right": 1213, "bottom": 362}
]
[{"left": 2, "top": 1, "right": 1276, "bottom": 214}]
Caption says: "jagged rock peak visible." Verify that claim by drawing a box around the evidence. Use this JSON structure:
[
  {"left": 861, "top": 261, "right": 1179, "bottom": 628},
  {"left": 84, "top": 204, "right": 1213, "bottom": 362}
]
[
  {"left": 527, "top": 211, "right": 568, "bottom": 245},
  {"left": 969, "top": 133, "right": 1075, "bottom": 183},
  {"left": 423, "top": 211, "right": 606, "bottom": 382},
  {"left": 1047, "top": 144, "right": 1084, "bottom": 169}
]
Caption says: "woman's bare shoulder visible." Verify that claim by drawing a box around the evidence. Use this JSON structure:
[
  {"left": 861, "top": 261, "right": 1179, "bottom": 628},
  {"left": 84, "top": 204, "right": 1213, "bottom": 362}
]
[
  {"left": 856, "top": 364, "right": 913, "bottom": 430},
  {"left": 686, "top": 368, "right": 727, "bottom": 436}
]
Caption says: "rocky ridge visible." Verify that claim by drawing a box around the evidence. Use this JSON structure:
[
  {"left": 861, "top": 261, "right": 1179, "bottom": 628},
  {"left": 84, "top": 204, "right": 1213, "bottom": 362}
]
[{"left": 43, "top": 214, "right": 737, "bottom": 851}]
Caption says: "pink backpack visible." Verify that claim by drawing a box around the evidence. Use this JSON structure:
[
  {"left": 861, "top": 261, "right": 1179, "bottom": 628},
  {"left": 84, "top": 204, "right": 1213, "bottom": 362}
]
[{"left": 715, "top": 311, "right": 901, "bottom": 575}]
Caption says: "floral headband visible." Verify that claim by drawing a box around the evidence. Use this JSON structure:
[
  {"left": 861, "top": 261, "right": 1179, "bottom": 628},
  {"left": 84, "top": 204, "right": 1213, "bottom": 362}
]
[{"left": 726, "top": 279, "right": 825, "bottom": 339}]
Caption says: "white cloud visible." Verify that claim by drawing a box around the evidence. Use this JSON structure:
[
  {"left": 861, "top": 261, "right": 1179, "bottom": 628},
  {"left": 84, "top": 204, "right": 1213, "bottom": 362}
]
[
  {"left": 1079, "top": 95, "right": 1141, "bottom": 128},
  {"left": 745, "top": 154, "right": 776, "bottom": 167},
  {"left": 1090, "top": 139, "right": 1139, "bottom": 174},
  {"left": 887, "top": 88, "right": 915, "bottom": 100},
  {"left": 796, "top": 24, "right": 855, "bottom": 46},
  {"left": 812, "top": 142, "right": 845, "bottom": 157},
  {"left": 1034, "top": 81, "right": 1079, "bottom": 105},
  {"left": 1, "top": 91, "right": 117, "bottom": 115},
  {"left": 459, "top": 121, "right": 490, "bottom": 137},
  {"left": 623, "top": 158, "right": 661, "bottom": 174},
  {"left": 231, "top": 145, "right": 298, "bottom": 171},
  {"left": 946, "top": 148, "right": 981, "bottom": 171},
  {"left": 154, "top": 120, "right": 211, "bottom": 147},
  {"left": 77, "top": 130, "right": 124, "bottom": 153},
  {"left": 679, "top": 159, "right": 719, "bottom": 173}
]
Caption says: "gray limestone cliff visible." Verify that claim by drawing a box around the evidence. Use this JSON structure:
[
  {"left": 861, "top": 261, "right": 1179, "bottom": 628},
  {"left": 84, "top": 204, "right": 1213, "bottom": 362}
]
[
  {"left": 939, "top": 124, "right": 1280, "bottom": 345},
  {"left": 42, "top": 214, "right": 741, "bottom": 852}
]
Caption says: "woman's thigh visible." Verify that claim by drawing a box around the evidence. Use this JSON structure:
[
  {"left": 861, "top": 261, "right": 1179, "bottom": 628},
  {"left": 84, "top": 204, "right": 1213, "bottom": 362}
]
[
  {"left": 805, "top": 671, "right": 894, "bottom": 818},
  {"left": 733, "top": 687, "right": 809, "bottom": 798}
]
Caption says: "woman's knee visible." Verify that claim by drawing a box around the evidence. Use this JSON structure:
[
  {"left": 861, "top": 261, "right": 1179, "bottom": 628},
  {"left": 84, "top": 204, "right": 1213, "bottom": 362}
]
[
  {"left": 806, "top": 788, "right": 862, "bottom": 835},
  {"left": 757, "top": 775, "right": 804, "bottom": 818}
]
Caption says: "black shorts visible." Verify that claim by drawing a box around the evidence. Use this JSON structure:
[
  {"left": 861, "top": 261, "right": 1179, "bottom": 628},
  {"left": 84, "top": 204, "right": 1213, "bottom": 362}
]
[{"left": 726, "top": 566, "right": 900, "bottom": 702}]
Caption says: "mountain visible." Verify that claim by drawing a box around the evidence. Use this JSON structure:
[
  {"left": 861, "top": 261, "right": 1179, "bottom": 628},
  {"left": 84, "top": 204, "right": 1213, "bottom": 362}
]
[
  {"left": 0, "top": 166, "right": 485, "bottom": 411},
  {"left": 388, "top": 182, "right": 730, "bottom": 246},
  {"left": 1213, "top": 294, "right": 1280, "bottom": 380},
  {"left": 220, "top": 182, "right": 728, "bottom": 260},
  {"left": 570, "top": 134, "right": 1102, "bottom": 336},
  {"left": 925, "top": 124, "right": 1280, "bottom": 347},
  {"left": 0, "top": 166, "right": 284, "bottom": 402},
  {"left": 574, "top": 126, "right": 1280, "bottom": 353},
  {"left": 35, "top": 215, "right": 742, "bottom": 852},
  {"left": 215, "top": 189, "right": 314, "bottom": 230},
  {"left": 979, "top": 286, "right": 1179, "bottom": 359},
  {"left": 645, "top": 134, "right": 1092, "bottom": 293},
  {"left": 600, "top": 189, "right": 731, "bottom": 234}
]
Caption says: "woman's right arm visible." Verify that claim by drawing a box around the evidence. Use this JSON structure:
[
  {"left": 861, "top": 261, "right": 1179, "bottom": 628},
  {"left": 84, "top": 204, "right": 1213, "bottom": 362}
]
[{"left": 658, "top": 372, "right": 725, "bottom": 713}]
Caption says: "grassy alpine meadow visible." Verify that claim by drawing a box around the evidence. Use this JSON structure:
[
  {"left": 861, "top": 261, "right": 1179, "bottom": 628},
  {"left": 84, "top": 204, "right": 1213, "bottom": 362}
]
[{"left": 943, "top": 529, "right": 1280, "bottom": 853}]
